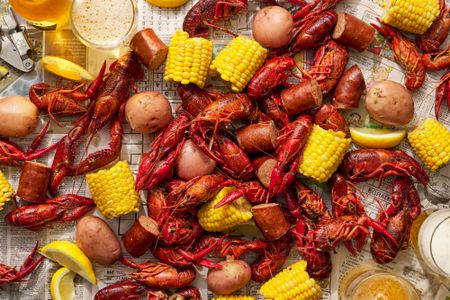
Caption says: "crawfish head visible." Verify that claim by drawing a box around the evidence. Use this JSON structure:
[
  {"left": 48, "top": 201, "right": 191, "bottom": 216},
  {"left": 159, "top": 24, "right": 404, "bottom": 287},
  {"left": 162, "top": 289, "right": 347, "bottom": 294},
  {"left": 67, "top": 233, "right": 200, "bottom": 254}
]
[
  {"left": 314, "top": 104, "right": 349, "bottom": 135},
  {"left": 250, "top": 236, "right": 290, "bottom": 282},
  {"left": 94, "top": 280, "right": 146, "bottom": 300}
]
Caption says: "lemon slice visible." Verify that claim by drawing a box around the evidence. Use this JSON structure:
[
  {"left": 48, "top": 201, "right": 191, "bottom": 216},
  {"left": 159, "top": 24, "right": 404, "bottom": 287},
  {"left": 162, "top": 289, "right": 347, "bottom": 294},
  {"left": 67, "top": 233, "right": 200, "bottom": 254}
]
[
  {"left": 40, "top": 241, "right": 96, "bottom": 284},
  {"left": 146, "top": 0, "right": 189, "bottom": 8},
  {"left": 41, "top": 56, "right": 94, "bottom": 82},
  {"left": 51, "top": 267, "right": 75, "bottom": 300},
  {"left": 350, "top": 127, "right": 406, "bottom": 149}
]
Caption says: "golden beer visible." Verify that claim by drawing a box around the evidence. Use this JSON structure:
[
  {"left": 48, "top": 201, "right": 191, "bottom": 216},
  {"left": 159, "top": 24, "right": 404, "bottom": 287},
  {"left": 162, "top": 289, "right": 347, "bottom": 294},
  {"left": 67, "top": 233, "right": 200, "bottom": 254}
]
[{"left": 9, "top": 0, "right": 71, "bottom": 29}]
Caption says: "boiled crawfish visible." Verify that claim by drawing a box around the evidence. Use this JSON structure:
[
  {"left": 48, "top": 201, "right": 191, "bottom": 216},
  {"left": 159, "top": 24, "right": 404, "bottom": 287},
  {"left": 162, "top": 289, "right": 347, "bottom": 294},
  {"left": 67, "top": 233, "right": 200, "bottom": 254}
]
[
  {"left": 0, "top": 122, "right": 59, "bottom": 167},
  {"left": 251, "top": 236, "right": 291, "bottom": 282},
  {"left": 5, "top": 194, "right": 95, "bottom": 231},
  {"left": 183, "top": 0, "right": 248, "bottom": 37},
  {"left": 372, "top": 21, "right": 426, "bottom": 91},
  {"left": 422, "top": 45, "right": 450, "bottom": 71},
  {"left": 0, "top": 241, "right": 43, "bottom": 286},
  {"left": 121, "top": 258, "right": 196, "bottom": 290},
  {"left": 417, "top": 0, "right": 450, "bottom": 53},
  {"left": 340, "top": 149, "right": 430, "bottom": 186},
  {"left": 94, "top": 280, "right": 146, "bottom": 300},
  {"left": 258, "top": 92, "right": 290, "bottom": 128},
  {"left": 314, "top": 104, "right": 348, "bottom": 135},
  {"left": 435, "top": 70, "right": 450, "bottom": 120},
  {"left": 178, "top": 84, "right": 216, "bottom": 117},
  {"left": 370, "top": 177, "right": 421, "bottom": 264},
  {"left": 214, "top": 180, "right": 267, "bottom": 208}
]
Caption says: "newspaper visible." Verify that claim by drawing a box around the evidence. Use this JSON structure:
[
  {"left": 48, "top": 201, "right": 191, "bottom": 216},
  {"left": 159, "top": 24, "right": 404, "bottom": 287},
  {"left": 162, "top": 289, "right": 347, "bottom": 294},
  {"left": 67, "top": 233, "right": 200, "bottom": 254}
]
[{"left": 0, "top": 0, "right": 449, "bottom": 299}]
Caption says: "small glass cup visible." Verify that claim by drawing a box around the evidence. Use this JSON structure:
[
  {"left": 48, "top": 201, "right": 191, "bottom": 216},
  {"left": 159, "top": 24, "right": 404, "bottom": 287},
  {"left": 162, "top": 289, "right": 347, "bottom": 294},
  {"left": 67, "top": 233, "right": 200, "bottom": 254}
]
[
  {"left": 9, "top": 0, "right": 71, "bottom": 30},
  {"left": 339, "top": 265, "right": 421, "bottom": 300},
  {"left": 70, "top": 0, "right": 138, "bottom": 50}
]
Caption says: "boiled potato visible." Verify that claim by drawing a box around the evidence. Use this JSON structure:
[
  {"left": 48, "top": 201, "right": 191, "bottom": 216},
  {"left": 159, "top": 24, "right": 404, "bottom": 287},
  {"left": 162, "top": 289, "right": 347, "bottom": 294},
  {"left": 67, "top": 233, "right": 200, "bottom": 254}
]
[
  {"left": 125, "top": 91, "right": 172, "bottom": 134},
  {"left": 365, "top": 80, "right": 414, "bottom": 126},
  {"left": 0, "top": 96, "right": 39, "bottom": 137},
  {"left": 207, "top": 260, "right": 251, "bottom": 295},
  {"left": 175, "top": 140, "right": 217, "bottom": 180},
  {"left": 76, "top": 215, "right": 122, "bottom": 266}
]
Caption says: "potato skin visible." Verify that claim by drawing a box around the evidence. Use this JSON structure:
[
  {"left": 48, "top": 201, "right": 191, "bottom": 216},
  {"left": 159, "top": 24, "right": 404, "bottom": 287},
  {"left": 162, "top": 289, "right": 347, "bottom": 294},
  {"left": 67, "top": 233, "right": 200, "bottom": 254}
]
[
  {"left": 365, "top": 80, "right": 414, "bottom": 126},
  {"left": 252, "top": 6, "right": 293, "bottom": 49},
  {"left": 76, "top": 215, "right": 122, "bottom": 266},
  {"left": 207, "top": 260, "right": 251, "bottom": 295},
  {"left": 0, "top": 96, "right": 38, "bottom": 137},
  {"left": 125, "top": 91, "right": 172, "bottom": 134},
  {"left": 175, "top": 140, "right": 217, "bottom": 180}
]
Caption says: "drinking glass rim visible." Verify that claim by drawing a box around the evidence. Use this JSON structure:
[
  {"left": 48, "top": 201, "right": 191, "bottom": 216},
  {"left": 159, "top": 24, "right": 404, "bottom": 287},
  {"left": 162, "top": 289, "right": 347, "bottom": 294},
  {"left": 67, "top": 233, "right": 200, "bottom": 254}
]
[
  {"left": 70, "top": 0, "right": 138, "bottom": 50},
  {"left": 429, "top": 215, "right": 450, "bottom": 276}
]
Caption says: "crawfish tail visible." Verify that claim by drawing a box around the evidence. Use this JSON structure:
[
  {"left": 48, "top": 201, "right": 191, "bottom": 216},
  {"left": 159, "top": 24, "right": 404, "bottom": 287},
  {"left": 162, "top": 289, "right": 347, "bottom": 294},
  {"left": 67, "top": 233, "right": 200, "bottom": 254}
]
[
  {"left": 417, "top": 0, "right": 450, "bottom": 53},
  {"left": 178, "top": 84, "right": 215, "bottom": 117},
  {"left": 94, "top": 280, "right": 146, "bottom": 300},
  {"left": 175, "top": 287, "right": 201, "bottom": 300},
  {"left": 130, "top": 262, "right": 196, "bottom": 289},
  {"left": 5, "top": 204, "right": 59, "bottom": 231},
  {"left": 48, "top": 194, "right": 96, "bottom": 221}
]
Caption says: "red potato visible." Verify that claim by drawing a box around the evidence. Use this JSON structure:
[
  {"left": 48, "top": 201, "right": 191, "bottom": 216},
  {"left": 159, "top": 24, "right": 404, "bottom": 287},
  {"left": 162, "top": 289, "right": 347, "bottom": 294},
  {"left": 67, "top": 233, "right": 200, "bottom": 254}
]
[
  {"left": 207, "top": 260, "right": 251, "bottom": 295},
  {"left": 16, "top": 161, "right": 51, "bottom": 203},
  {"left": 0, "top": 96, "right": 38, "bottom": 137},
  {"left": 237, "top": 121, "right": 279, "bottom": 154},
  {"left": 125, "top": 91, "right": 172, "bottom": 134},
  {"left": 175, "top": 140, "right": 217, "bottom": 180},
  {"left": 252, "top": 6, "right": 293, "bottom": 49},
  {"left": 332, "top": 64, "right": 366, "bottom": 110},
  {"left": 332, "top": 13, "right": 375, "bottom": 52},
  {"left": 130, "top": 28, "right": 168, "bottom": 70},
  {"left": 281, "top": 79, "right": 322, "bottom": 116}
]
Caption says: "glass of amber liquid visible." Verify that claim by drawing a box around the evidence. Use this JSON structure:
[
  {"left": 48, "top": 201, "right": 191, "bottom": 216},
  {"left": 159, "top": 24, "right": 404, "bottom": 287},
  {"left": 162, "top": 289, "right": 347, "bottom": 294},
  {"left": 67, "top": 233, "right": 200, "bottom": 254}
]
[{"left": 8, "top": 0, "right": 71, "bottom": 30}]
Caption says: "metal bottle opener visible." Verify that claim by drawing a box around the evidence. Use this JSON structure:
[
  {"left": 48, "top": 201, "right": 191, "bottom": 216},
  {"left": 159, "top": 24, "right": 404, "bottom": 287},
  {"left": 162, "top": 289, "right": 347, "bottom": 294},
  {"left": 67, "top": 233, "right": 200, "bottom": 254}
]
[{"left": 0, "top": 8, "right": 34, "bottom": 72}]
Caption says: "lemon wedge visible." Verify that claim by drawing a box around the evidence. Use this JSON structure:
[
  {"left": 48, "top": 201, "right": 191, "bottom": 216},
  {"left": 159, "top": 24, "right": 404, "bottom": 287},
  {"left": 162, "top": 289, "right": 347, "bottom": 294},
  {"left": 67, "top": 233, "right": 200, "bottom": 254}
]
[
  {"left": 40, "top": 241, "right": 96, "bottom": 284},
  {"left": 41, "top": 56, "right": 94, "bottom": 82},
  {"left": 51, "top": 267, "right": 75, "bottom": 300},
  {"left": 350, "top": 127, "right": 406, "bottom": 149},
  {"left": 146, "top": 0, "right": 189, "bottom": 8}
]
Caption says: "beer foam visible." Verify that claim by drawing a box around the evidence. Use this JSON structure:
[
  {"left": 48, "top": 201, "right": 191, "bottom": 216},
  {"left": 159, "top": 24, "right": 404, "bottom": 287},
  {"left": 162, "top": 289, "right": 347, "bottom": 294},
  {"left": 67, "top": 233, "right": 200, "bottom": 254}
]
[{"left": 72, "top": 0, "right": 135, "bottom": 46}]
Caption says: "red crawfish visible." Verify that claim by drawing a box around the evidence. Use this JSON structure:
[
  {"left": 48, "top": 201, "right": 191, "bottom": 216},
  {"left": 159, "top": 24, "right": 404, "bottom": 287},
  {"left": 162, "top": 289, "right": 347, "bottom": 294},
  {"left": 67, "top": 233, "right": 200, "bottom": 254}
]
[
  {"left": 258, "top": 92, "right": 290, "bottom": 128},
  {"left": 303, "top": 40, "right": 349, "bottom": 93},
  {"left": 174, "top": 287, "right": 201, "bottom": 300},
  {"left": 314, "top": 104, "right": 349, "bottom": 135},
  {"left": 94, "top": 280, "right": 146, "bottom": 300},
  {"left": 371, "top": 21, "right": 426, "bottom": 91},
  {"left": 194, "top": 234, "right": 270, "bottom": 259},
  {"left": 269, "top": 115, "right": 312, "bottom": 196},
  {"left": 0, "top": 122, "right": 59, "bottom": 167},
  {"left": 417, "top": 0, "right": 450, "bottom": 53},
  {"left": 135, "top": 113, "right": 190, "bottom": 191},
  {"left": 422, "top": 45, "right": 450, "bottom": 71},
  {"left": 28, "top": 62, "right": 106, "bottom": 126},
  {"left": 340, "top": 149, "right": 430, "bottom": 186},
  {"left": 251, "top": 236, "right": 291, "bottom": 282},
  {"left": 435, "top": 70, "right": 450, "bottom": 120},
  {"left": 147, "top": 188, "right": 168, "bottom": 223},
  {"left": 0, "top": 241, "right": 43, "bottom": 286},
  {"left": 5, "top": 194, "right": 95, "bottom": 231},
  {"left": 152, "top": 245, "right": 219, "bottom": 269},
  {"left": 182, "top": 0, "right": 248, "bottom": 37},
  {"left": 371, "top": 177, "right": 421, "bottom": 264},
  {"left": 160, "top": 217, "right": 204, "bottom": 246},
  {"left": 214, "top": 180, "right": 268, "bottom": 208},
  {"left": 120, "top": 258, "right": 196, "bottom": 289},
  {"left": 178, "top": 83, "right": 218, "bottom": 117},
  {"left": 287, "top": 181, "right": 331, "bottom": 222},
  {"left": 331, "top": 173, "right": 367, "bottom": 255},
  {"left": 247, "top": 56, "right": 297, "bottom": 99}
]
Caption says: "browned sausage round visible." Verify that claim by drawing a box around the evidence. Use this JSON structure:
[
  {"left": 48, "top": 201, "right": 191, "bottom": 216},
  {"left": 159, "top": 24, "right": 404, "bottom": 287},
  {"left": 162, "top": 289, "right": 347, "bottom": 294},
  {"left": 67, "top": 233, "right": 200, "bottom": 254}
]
[{"left": 332, "top": 65, "right": 366, "bottom": 110}]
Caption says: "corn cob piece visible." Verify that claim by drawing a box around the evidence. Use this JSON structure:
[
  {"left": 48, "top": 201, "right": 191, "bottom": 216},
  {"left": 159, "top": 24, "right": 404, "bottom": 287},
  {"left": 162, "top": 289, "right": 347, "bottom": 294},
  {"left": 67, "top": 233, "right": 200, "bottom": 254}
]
[
  {"left": 408, "top": 118, "right": 450, "bottom": 172},
  {"left": 86, "top": 161, "right": 140, "bottom": 219},
  {"left": 212, "top": 296, "right": 255, "bottom": 300},
  {"left": 260, "top": 260, "right": 322, "bottom": 300},
  {"left": 299, "top": 125, "right": 351, "bottom": 183},
  {"left": 210, "top": 36, "right": 267, "bottom": 92},
  {"left": 379, "top": 0, "right": 440, "bottom": 34},
  {"left": 0, "top": 170, "right": 13, "bottom": 211},
  {"left": 164, "top": 30, "right": 213, "bottom": 88},
  {"left": 198, "top": 187, "right": 253, "bottom": 232}
]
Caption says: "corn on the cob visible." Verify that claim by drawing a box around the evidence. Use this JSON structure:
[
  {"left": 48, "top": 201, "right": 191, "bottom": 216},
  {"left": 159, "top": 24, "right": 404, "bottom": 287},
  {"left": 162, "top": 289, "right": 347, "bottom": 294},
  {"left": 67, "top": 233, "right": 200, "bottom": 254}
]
[
  {"left": 212, "top": 296, "right": 255, "bottom": 300},
  {"left": 86, "top": 161, "right": 141, "bottom": 219},
  {"left": 408, "top": 118, "right": 450, "bottom": 172},
  {"left": 0, "top": 170, "right": 13, "bottom": 211},
  {"left": 299, "top": 125, "right": 351, "bottom": 183},
  {"left": 198, "top": 187, "right": 253, "bottom": 232},
  {"left": 379, "top": 0, "right": 440, "bottom": 34},
  {"left": 260, "top": 260, "right": 322, "bottom": 300},
  {"left": 210, "top": 36, "right": 267, "bottom": 92},
  {"left": 164, "top": 30, "right": 213, "bottom": 88}
]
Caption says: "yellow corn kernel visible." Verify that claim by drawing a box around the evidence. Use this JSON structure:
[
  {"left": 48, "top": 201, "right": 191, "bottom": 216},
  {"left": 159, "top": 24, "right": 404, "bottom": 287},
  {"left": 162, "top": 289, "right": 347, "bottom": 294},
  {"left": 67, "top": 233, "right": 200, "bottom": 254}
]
[
  {"left": 408, "top": 118, "right": 450, "bottom": 172},
  {"left": 260, "top": 260, "right": 322, "bottom": 300},
  {"left": 298, "top": 125, "right": 351, "bottom": 183},
  {"left": 212, "top": 297, "right": 255, "bottom": 300},
  {"left": 86, "top": 161, "right": 141, "bottom": 219},
  {"left": 210, "top": 36, "right": 267, "bottom": 92},
  {"left": 0, "top": 170, "right": 13, "bottom": 211},
  {"left": 198, "top": 187, "right": 253, "bottom": 232},
  {"left": 380, "top": 0, "right": 440, "bottom": 34},
  {"left": 164, "top": 30, "right": 213, "bottom": 88}
]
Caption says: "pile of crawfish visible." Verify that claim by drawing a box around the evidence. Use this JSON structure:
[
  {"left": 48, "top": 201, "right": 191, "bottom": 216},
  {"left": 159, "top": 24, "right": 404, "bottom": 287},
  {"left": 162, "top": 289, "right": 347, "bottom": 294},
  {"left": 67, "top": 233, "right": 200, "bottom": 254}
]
[{"left": 0, "top": 0, "right": 447, "bottom": 297}]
